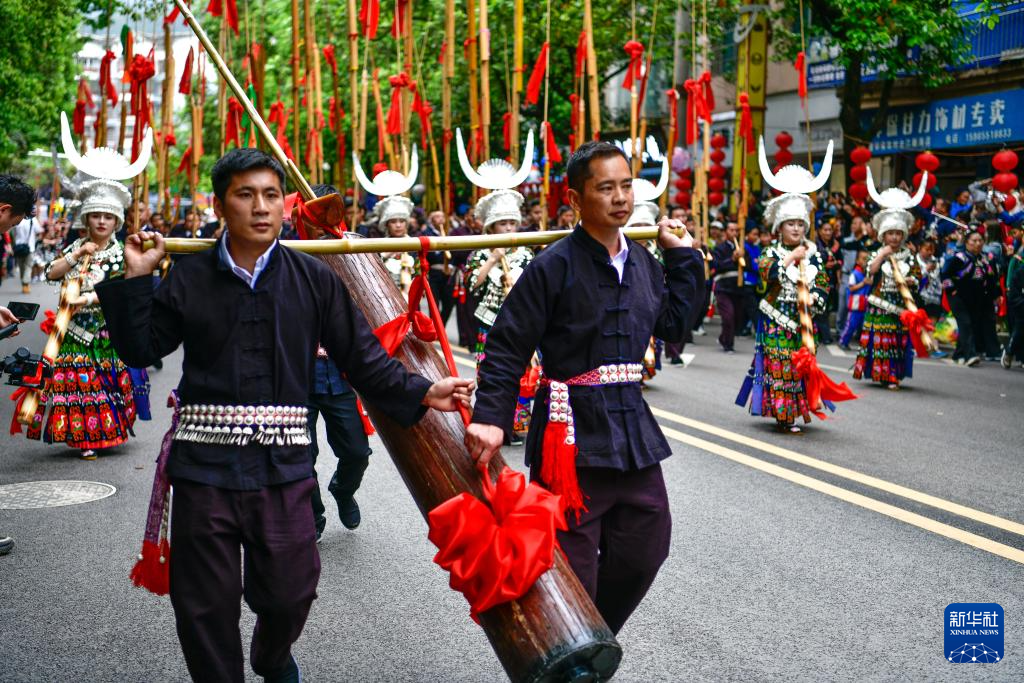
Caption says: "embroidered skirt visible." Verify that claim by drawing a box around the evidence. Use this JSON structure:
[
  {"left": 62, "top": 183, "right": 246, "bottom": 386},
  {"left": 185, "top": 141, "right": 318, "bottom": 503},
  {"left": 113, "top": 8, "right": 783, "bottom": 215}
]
[{"left": 853, "top": 294, "right": 913, "bottom": 384}]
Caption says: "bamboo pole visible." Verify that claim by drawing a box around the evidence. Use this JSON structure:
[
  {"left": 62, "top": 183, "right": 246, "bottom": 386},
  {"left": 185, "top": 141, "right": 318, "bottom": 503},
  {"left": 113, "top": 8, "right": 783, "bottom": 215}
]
[
  {"left": 291, "top": 0, "right": 302, "bottom": 165},
  {"left": 370, "top": 62, "right": 397, "bottom": 167},
  {"left": 152, "top": 225, "right": 690, "bottom": 255},
  {"left": 890, "top": 256, "right": 937, "bottom": 353},
  {"left": 466, "top": 0, "right": 480, "bottom": 165},
  {"left": 442, "top": 0, "right": 454, "bottom": 221},
  {"left": 796, "top": 257, "right": 816, "bottom": 354},
  {"left": 538, "top": 0, "right": 552, "bottom": 229},
  {"left": 511, "top": 0, "right": 523, "bottom": 162},
  {"left": 159, "top": 22, "right": 174, "bottom": 217},
  {"left": 582, "top": 0, "right": 600, "bottom": 139},
  {"left": 347, "top": 0, "right": 360, "bottom": 227},
  {"left": 479, "top": 0, "right": 491, "bottom": 160}
]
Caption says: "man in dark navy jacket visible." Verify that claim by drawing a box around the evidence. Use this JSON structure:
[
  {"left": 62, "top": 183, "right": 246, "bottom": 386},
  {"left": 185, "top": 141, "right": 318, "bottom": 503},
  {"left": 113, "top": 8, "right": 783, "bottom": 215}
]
[
  {"left": 97, "top": 149, "right": 472, "bottom": 682},
  {"left": 465, "top": 141, "right": 705, "bottom": 634}
]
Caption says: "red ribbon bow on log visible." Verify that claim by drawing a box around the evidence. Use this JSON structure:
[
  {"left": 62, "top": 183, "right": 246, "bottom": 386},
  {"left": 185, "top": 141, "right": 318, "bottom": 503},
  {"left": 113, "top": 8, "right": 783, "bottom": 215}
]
[
  {"left": 99, "top": 50, "right": 119, "bottom": 106},
  {"left": 621, "top": 40, "right": 644, "bottom": 90},
  {"left": 791, "top": 347, "right": 858, "bottom": 420},
  {"left": 738, "top": 92, "right": 754, "bottom": 154},
  {"left": 427, "top": 466, "right": 567, "bottom": 620},
  {"left": 900, "top": 309, "right": 935, "bottom": 358},
  {"left": 385, "top": 72, "right": 411, "bottom": 136},
  {"left": 525, "top": 42, "right": 549, "bottom": 107},
  {"left": 206, "top": 0, "right": 239, "bottom": 35}
]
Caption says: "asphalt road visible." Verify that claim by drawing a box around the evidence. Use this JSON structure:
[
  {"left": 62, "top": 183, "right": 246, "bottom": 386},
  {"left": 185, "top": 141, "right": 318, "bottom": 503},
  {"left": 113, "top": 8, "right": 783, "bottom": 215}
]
[{"left": 1, "top": 271, "right": 1022, "bottom": 682}]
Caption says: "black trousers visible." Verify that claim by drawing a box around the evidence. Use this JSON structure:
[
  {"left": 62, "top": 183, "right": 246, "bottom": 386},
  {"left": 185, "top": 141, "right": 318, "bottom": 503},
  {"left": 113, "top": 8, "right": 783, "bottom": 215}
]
[
  {"left": 715, "top": 288, "right": 745, "bottom": 351},
  {"left": 169, "top": 478, "right": 320, "bottom": 682},
  {"left": 554, "top": 464, "right": 672, "bottom": 634},
  {"left": 427, "top": 267, "right": 456, "bottom": 327},
  {"left": 949, "top": 293, "right": 1000, "bottom": 359},
  {"left": 308, "top": 390, "right": 372, "bottom": 527}
]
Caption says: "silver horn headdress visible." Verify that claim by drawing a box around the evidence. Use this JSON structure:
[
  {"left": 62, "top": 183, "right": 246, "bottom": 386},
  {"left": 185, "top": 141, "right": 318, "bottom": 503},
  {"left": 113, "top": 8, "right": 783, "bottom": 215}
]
[
  {"left": 759, "top": 136, "right": 833, "bottom": 234},
  {"left": 626, "top": 152, "right": 670, "bottom": 227},
  {"left": 866, "top": 166, "right": 928, "bottom": 238},
  {"left": 458, "top": 129, "right": 535, "bottom": 230},
  {"left": 353, "top": 148, "right": 420, "bottom": 226}
]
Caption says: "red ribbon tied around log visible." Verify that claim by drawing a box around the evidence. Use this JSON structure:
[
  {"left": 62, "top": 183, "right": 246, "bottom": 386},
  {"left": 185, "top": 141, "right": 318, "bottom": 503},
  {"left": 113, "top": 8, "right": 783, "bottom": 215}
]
[
  {"left": 794, "top": 50, "right": 807, "bottom": 101},
  {"left": 525, "top": 42, "right": 549, "bottom": 107},
  {"left": 385, "top": 72, "right": 411, "bottom": 136},
  {"left": 99, "top": 50, "right": 119, "bottom": 106},
  {"left": 207, "top": 0, "right": 239, "bottom": 35},
  {"left": 427, "top": 466, "right": 567, "bottom": 620},
  {"left": 621, "top": 40, "right": 644, "bottom": 90},
  {"left": 791, "top": 347, "right": 858, "bottom": 420},
  {"left": 738, "top": 92, "right": 754, "bottom": 154},
  {"left": 900, "top": 308, "right": 935, "bottom": 358},
  {"left": 373, "top": 278, "right": 437, "bottom": 357}
]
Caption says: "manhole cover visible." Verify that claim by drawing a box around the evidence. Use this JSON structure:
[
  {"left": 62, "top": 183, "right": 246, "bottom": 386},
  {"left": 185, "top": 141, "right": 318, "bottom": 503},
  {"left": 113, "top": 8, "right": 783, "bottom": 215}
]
[{"left": 0, "top": 480, "right": 117, "bottom": 509}]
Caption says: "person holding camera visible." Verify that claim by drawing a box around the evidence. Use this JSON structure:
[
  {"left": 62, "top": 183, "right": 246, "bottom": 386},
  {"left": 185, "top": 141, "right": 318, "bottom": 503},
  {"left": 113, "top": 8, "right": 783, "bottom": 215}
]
[{"left": 0, "top": 173, "right": 38, "bottom": 556}]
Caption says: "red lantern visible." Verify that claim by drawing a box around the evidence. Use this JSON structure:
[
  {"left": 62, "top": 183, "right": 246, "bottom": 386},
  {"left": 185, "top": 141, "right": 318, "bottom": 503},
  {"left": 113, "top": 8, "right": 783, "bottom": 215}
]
[
  {"left": 992, "top": 149, "right": 1019, "bottom": 173},
  {"left": 911, "top": 171, "right": 937, "bottom": 190},
  {"left": 708, "top": 191, "right": 724, "bottom": 206},
  {"left": 849, "top": 165, "right": 867, "bottom": 182},
  {"left": 708, "top": 177, "right": 725, "bottom": 192},
  {"left": 848, "top": 182, "right": 868, "bottom": 202},
  {"left": 679, "top": 167, "right": 692, "bottom": 178},
  {"left": 673, "top": 178, "right": 686, "bottom": 190},
  {"left": 915, "top": 151, "right": 939, "bottom": 173},
  {"left": 850, "top": 146, "right": 872, "bottom": 165},
  {"left": 992, "top": 172, "right": 1019, "bottom": 194},
  {"left": 775, "top": 131, "right": 793, "bottom": 149},
  {"left": 679, "top": 178, "right": 692, "bottom": 191},
  {"left": 1003, "top": 194, "right": 1017, "bottom": 211},
  {"left": 709, "top": 165, "right": 727, "bottom": 179},
  {"left": 774, "top": 149, "right": 794, "bottom": 167},
  {"left": 711, "top": 133, "right": 728, "bottom": 148},
  {"left": 674, "top": 191, "right": 691, "bottom": 206},
  {"left": 918, "top": 193, "right": 933, "bottom": 209},
  {"left": 709, "top": 149, "right": 726, "bottom": 164}
]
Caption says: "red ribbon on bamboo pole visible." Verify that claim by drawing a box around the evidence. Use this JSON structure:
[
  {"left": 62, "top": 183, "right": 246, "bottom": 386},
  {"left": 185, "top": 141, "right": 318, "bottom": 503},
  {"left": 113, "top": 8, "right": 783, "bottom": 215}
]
[
  {"left": 176, "top": 146, "right": 192, "bottom": 175},
  {"left": 391, "top": 0, "right": 408, "bottom": 37},
  {"left": 900, "top": 309, "right": 936, "bottom": 358},
  {"left": 385, "top": 72, "right": 411, "bottom": 136},
  {"left": 411, "top": 85, "right": 433, "bottom": 149},
  {"left": 359, "top": 0, "right": 380, "bottom": 39},
  {"left": 438, "top": 41, "right": 446, "bottom": 65},
  {"left": 224, "top": 96, "right": 244, "bottom": 148},
  {"left": 207, "top": 0, "right": 239, "bottom": 35},
  {"left": 683, "top": 79, "right": 703, "bottom": 145},
  {"left": 574, "top": 31, "right": 587, "bottom": 80},
  {"left": 502, "top": 112, "right": 512, "bottom": 151},
  {"left": 542, "top": 121, "right": 562, "bottom": 163},
  {"left": 99, "top": 50, "right": 119, "bottom": 106},
  {"left": 792, "top": 347, "right": 857, "bottom": 419},
  {"left": 738, "top": 92, "right": 754, "bottom": 154},
  {"left": 525, "top": 42, "right": 549, "bottom": 107},
  {"left": 621, "top": 40, "right": 644, "bottom": 90},
  {"left": 794, "top": 51, "right": 807, "bottom": 101},
  {"left": 699, "top": 70, "right": 715, "bottom": 115},
  {"left": 178, "top": 47, "right": 195, "bottom": 95},
  {"left": 665, "top": 87, "right": 679, "bottom": 140},
  {"left": 322, "top": 44, "right": 338, "bottom": 75}
]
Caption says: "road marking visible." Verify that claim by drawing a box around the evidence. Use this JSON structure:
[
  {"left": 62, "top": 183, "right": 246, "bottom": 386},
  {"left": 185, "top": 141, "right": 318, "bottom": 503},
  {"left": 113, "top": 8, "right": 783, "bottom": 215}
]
[
  {"left": 825, "top": 344, "right": 848, "bottom": 357},
  {"left": 651, "top": 406, "right": 1024, "bottom": 538},
  {"left": 660, "top": 425, "right": 1024, "bottom": 566}
]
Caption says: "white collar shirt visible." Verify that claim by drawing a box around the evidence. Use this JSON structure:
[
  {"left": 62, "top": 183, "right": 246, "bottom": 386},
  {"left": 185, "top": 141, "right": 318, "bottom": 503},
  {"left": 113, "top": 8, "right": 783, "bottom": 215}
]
[
  {"left": 218, "top": 233, "right": 277, "bottom": 289},
  {"left": 609, "top": 230, "right": 629, "bottom": 283}
]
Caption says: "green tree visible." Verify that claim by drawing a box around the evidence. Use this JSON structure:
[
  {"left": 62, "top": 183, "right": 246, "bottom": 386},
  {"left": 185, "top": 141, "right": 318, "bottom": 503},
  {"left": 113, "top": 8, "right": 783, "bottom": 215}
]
[
  {"left": 772, "top": 0, "right": 1006, "bottom": 173},
  {"left": 0, "top": 0, "right": 84, "bottom": 169}
]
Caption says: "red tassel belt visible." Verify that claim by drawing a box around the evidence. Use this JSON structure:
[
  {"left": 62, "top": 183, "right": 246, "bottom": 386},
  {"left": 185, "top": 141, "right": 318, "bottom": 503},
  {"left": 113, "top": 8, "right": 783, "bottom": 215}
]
[{"left": 539, "top": 363, "right": 643, "bottom": 518}]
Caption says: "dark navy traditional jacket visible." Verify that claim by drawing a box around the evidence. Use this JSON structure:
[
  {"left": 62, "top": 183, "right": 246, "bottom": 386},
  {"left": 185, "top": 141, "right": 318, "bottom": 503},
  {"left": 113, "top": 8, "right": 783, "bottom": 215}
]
[
  {"left": 96, "top": 239, "right": 431, "bottom": 490},
  {"left": 472, "top": 224, "right": 705, "bottom": 471}
]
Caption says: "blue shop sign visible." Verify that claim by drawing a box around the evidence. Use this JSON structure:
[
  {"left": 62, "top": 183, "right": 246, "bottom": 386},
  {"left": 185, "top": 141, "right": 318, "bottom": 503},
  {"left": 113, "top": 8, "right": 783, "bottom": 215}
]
[{"left": 861, "top": 89, "right": 1024, "bottom": 155}]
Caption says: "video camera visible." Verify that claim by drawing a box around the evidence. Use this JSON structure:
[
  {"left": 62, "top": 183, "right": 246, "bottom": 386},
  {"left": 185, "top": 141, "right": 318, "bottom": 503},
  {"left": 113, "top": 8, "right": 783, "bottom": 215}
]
[{"left": 0, "top": 347, "right": 52, "bottom": 389}]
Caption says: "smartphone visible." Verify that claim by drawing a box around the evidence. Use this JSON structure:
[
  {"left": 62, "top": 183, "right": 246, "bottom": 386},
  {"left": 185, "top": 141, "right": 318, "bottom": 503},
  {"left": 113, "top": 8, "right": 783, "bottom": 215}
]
[{"left": 6, "top": 302, "right": 40, "bottom": 322}]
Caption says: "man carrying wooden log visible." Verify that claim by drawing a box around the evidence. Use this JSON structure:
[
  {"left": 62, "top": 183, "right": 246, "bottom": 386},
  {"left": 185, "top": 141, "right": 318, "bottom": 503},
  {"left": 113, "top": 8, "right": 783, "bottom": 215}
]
[
  {"left": 95, "top": 148, "right": 473, "bottom": 682},
  {"left": 465, "top": 141, "right": 705, "bottom": 634}
]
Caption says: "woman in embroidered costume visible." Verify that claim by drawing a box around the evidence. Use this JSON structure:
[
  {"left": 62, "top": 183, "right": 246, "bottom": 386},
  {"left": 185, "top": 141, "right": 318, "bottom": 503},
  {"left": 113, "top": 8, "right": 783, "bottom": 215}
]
[
  {"left": 737, "top": 139, "right": 834, "bottom": 433},
  {"left": 459, "top": 130, "right": 538, "bottom": 439},
  {"left": 28, "top": 113, "right": 153, "bottom": 459},
  {"left": 352, "top": 147, "right": 420, "bottom": 294},
  {"left": 853, "top": 169, "right": 929, "bottom": 389},
  {"left": 624, "top": 154, "right": 671, "bottom": 381}
]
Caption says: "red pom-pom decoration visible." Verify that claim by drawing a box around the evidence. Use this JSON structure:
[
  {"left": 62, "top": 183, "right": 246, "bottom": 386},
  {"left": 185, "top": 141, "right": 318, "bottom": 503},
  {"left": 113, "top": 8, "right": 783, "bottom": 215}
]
[
  {"left": 992, "top": 149, "right": 1019, "bottom": 173},
  {"left": 849, "top": 146, "right": 872, "bottom": 165},
  {"left": 915, "top": 151, "right": 939, "bottom": 173}
]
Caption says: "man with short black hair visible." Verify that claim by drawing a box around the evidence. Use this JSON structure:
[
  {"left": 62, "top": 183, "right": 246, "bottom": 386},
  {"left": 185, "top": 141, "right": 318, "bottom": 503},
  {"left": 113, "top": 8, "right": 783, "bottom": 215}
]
[
  {"left": 466, "top": 140, "right": 704, "bottom": 634},
  {"left": 97, "top": 148, "right": 472, "bottom": 682}
]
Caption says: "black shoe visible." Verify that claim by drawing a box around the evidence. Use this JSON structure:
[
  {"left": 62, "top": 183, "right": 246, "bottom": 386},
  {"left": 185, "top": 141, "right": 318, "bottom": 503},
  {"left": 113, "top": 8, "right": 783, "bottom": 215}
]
[
  {"left": 669, "top": 357, "right": 683, "bottom": 365},
  {"left": 314, "top": 515, "right": 326, "bottom": 543},
  {"left": 337, "top": 497, "right": 361, "bottom": 530},
  {"left": 263, "top": 655, "right": 301, "bottom": 683},
  {"left": 0, "top": 536, "right": 13, "bottom": 556}
]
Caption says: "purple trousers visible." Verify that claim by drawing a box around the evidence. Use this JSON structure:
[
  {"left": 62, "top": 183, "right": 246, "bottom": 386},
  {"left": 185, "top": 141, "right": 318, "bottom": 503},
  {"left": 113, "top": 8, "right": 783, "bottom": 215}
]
[
  {"left": 556, "top": 464, "right": 672, "bottom": 634},
  {"left": 169, "top": 478, "right": 321, "bottom": 682}
]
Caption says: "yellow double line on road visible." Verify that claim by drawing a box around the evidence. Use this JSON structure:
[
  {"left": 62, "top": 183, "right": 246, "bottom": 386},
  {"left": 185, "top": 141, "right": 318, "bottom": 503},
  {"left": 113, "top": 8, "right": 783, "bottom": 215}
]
[{"left": 446, "top": 348, "right": 1024, "bottom": 564}]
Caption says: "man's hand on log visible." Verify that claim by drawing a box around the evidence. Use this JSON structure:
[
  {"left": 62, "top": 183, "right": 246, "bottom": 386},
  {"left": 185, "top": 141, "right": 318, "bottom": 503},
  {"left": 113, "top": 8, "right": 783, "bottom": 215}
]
[
  {"left": 422, "top": 376, "right": 475, "bottom": 412},
  {"left": 124, "top": 232, "right": 166, "bottom": 278},
  {"left": 465, "top": 423, "right": 504, "bottom": 466},
  {"left": 657, "top": 217, "right": 693, "bottom": 250}
]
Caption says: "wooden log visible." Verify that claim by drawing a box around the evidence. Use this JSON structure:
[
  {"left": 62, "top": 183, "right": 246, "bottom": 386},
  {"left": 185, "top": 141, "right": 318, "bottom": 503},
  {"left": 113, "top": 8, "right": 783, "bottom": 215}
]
[{"left": 318, "top": 250, "right": 621, "bottom": 683}]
